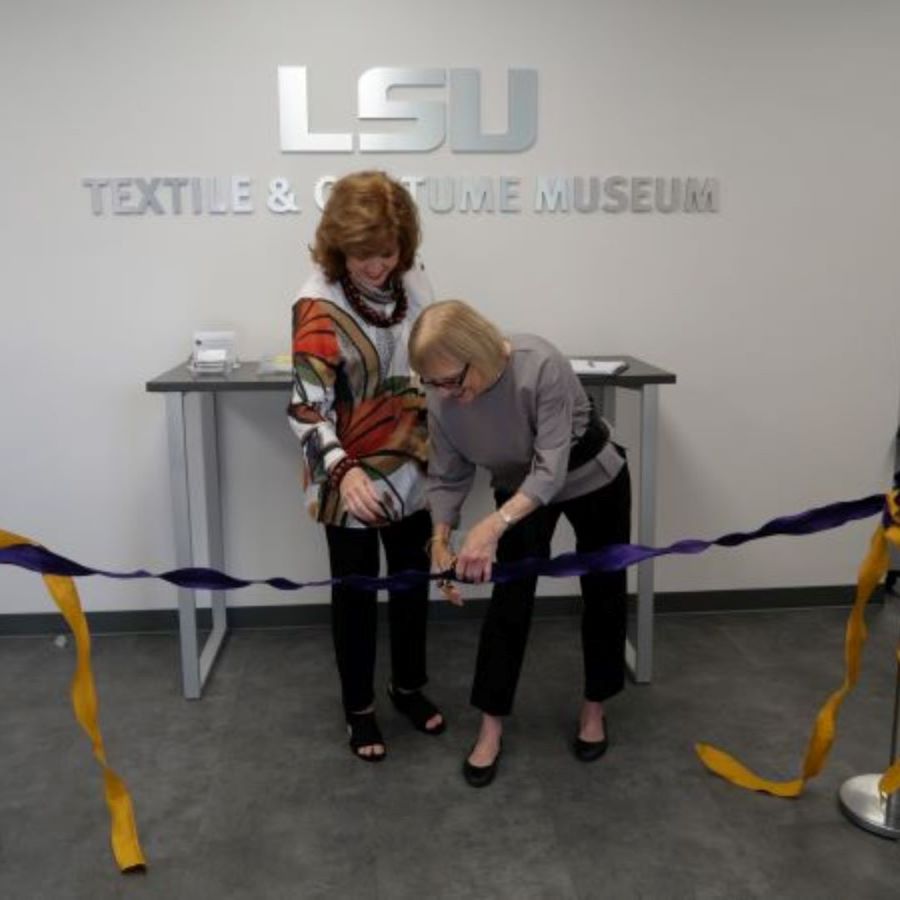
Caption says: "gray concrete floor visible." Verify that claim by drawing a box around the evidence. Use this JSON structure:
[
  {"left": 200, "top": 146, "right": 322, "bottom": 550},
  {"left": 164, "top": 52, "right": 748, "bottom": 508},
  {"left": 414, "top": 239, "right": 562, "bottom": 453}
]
[{"left": 2, "top": 603, "right": 900, "bottom": 899}]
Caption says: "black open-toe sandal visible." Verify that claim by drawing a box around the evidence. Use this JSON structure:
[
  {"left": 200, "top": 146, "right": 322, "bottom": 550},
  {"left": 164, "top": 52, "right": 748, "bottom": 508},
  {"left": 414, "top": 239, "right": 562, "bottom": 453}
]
[
  {"left": 387, "top": 682, "right": 446, "bottom": 735},
  {"left": 346, "top": 711, "right": 386, "bottom": 762}
]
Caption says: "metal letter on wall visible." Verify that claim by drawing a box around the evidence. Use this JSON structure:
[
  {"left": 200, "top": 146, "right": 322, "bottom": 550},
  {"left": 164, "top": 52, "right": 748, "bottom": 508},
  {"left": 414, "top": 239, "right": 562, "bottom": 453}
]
[
  {"left": 449, "top": 69, "right": 537, "bottom": 153},
  {"left": 278, "top": 66, "right": 352, "bottom": 153},
  {"left": 358, "top": 68, "right": 447, "bottom": 153}
]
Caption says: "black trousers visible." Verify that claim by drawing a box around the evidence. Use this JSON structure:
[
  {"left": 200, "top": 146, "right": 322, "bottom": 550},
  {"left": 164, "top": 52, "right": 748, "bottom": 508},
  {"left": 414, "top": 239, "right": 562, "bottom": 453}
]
[
  {"left": 325, "top": 509, "right": 432, "bottom": 716},
  {"left": 471, "top": 463, "right": 632, "bottom": 716}
]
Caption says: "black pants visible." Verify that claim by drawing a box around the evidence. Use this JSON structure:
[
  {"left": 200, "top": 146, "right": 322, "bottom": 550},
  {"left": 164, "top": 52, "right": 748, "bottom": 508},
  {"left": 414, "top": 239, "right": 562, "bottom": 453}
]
[
  {"left": 325, "top": 509, "right": 432, "bottom": 716},
  {"left": 471, "top": 464, "right": 631, "bottom": 716}
]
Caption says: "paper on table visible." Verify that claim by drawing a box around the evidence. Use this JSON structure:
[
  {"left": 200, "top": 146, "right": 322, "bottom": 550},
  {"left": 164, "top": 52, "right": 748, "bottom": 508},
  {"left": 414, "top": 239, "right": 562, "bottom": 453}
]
[
  {"left": 257, "top": 354, "right": 293, "bottom": 376},
  {"left": 569, "top": 358, "right": 628, "bottom": 375}
]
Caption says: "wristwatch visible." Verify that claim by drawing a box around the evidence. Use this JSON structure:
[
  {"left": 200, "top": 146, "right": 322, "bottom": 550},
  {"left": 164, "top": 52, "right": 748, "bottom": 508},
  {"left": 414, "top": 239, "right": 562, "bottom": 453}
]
[{"left": 497, "top": 508, "right": 515, "bottom": 529}]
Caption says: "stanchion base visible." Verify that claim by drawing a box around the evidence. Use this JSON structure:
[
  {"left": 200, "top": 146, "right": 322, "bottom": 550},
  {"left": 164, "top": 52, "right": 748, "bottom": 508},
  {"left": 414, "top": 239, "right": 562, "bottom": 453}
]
[{"left": 838, "top": 774, "right": 900, "bottom": 839}]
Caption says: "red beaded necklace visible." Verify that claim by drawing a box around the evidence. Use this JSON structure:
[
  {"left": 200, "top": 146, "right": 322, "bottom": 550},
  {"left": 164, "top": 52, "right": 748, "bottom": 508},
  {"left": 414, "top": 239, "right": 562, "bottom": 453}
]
[{"left": 341, "top": 274, "right": 408, "bottom": 328}]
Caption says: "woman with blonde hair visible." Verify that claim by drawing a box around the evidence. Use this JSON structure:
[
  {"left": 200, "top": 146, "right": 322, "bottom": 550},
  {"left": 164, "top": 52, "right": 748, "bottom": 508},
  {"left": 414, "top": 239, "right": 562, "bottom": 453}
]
[
  {"left": 409, "top": 300, "right": 631, "bottom": 787},
  {"left": 288, "top": 171, "right": 444, "bottom": 762}
]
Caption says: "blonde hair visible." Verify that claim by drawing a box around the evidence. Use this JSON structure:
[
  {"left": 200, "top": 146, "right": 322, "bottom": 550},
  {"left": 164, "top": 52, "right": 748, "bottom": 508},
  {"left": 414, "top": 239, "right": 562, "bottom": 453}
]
[
  {"left": 311, "top": 171, "right": 421, "bottom": 282},
  {"left": 409, "top": 300, "right": 507, "bottom": 380}
]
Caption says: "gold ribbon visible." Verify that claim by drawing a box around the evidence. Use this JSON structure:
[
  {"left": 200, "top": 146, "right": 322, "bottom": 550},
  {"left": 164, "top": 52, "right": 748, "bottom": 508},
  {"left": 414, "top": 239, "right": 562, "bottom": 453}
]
[
  {"left": 696, "top": 489, "right": 900, "bottom": 798},
  {"left": 0, "top": 528, "right": 146, "bottom": 872}
]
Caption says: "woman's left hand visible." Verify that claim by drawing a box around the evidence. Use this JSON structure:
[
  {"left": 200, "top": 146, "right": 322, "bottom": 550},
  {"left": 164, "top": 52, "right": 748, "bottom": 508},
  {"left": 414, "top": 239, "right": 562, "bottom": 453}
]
[{"left": 456, "top": 515, "right": 505, "bottom": 583}]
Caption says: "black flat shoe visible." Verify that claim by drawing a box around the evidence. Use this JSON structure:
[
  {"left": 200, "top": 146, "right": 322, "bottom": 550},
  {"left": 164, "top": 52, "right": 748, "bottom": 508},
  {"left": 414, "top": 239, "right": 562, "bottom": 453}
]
[
  {"left": 387, "top": 682, "right": 446, "bottom": 735},
  {"left": 346, "top": 711, "right": 386, "bottom": 763},
  {"left": 462, "top": 741, "right": 502, "bottom": 788},
  {"left": 573, "top": 717, "right": 609, "bottom": 763}
]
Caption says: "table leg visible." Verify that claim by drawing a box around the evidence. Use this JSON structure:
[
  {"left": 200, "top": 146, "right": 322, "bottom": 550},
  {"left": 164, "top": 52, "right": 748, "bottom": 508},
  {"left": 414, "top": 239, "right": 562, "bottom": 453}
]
[
  {"left": 633, "top": 384, "right": 659, "bottom": 683},
  {"left": 194, "top": 393, "right": 228, "bottom": 690},
  {"left": 166, "top": 393, "right": 202, "bottom": 698},
  {"left": 599, "top": 382, "right": 652, "bottom": 682},
  {"left": 165, "top": 392, "right": 229, "bottom": 699}
]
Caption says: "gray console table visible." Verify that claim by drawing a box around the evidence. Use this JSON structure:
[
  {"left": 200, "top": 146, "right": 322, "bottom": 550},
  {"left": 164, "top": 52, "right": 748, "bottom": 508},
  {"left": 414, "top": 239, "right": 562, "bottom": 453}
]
[{"left": 147, "top": 356, "right": 675, "bottom": 698}]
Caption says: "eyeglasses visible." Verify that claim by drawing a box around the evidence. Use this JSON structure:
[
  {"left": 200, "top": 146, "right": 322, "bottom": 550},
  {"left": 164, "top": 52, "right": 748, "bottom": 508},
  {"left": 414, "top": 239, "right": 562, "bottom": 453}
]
[{"left": 420, "top": 363, "right": 469, "bottom": 391}]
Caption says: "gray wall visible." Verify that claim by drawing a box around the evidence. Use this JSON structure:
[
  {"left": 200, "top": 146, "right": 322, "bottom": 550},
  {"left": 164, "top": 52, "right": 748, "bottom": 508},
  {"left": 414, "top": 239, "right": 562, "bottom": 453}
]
[{"left": 2, "top": 0, "right": 899, "bottom": 613}]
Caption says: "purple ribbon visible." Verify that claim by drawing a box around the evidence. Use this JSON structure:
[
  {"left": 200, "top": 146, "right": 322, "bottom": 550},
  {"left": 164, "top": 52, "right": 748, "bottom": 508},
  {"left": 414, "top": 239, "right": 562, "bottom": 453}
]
[{"left": 0, "top": 490, "right": 889, "bottom": 593}]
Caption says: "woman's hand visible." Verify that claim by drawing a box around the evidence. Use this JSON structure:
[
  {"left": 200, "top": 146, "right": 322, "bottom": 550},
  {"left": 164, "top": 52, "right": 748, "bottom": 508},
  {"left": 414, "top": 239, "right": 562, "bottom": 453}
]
[
  {"left": 339, "top": 466, "right": 388, "bottom": 524},
  {"left": 430, "top": 538, "right": 462, "bottom": 606},
  {"left": 456, "top": 514, "right": 505, "bottom": 584}
]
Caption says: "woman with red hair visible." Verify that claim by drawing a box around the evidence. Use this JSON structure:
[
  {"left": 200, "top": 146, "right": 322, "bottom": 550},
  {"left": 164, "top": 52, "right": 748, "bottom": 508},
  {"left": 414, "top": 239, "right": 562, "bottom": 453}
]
[{"left": 288, "top": 171, "right": 444, "bottom": 762}]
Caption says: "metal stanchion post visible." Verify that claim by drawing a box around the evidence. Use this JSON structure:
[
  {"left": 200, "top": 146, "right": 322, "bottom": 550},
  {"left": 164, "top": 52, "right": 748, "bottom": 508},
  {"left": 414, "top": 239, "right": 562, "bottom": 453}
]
[
  {"left": 839, "top": 403, "right": 900, "bottom": 836},
  {"left": 837, "top": 637, "right": 900, "bottom": 838}
]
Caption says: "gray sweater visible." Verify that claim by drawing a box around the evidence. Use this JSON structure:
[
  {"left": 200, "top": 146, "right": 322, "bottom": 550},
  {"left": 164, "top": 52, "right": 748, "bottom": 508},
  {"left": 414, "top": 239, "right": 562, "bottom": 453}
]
[{"left": 427, "top": 334, "right": 625, "bottom": 527}]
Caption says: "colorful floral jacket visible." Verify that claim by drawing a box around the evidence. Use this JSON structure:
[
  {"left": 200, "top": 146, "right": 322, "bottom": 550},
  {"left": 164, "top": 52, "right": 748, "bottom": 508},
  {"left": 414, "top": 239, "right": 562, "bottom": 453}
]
[{"left": 287, "top": 264, "right": 432, "bottom": 527}]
